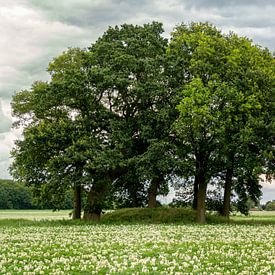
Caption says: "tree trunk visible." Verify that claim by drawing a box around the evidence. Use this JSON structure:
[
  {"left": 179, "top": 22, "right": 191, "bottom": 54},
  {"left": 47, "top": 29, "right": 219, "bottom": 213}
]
[
  {"left": 221, "top": 166, "right": 234, "bottom": 219},
  {"left": 192, "top": 175, "right": 199, "bottom": 210},
  {"left": 131, "top": 193, "right": 139, "bottom": 208},
  {"left": 195, "top": 153, "right": 209, "bottom": 224},
  {"left": 148, "top": 177, "right": 161, "bottom": 208},
  {"left": 197, "top": 181, "right": 207, "bottom": 224},
  {"left": 83, "top": 185, "right": 105, "bottom": 222},
  {"left": 72, "top": 184, "right": 81, "bottom": 219}
]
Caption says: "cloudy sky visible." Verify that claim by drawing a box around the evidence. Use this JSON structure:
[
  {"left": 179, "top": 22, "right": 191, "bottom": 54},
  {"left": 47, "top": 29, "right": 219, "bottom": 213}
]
[{"left": 0, "top": 0, "right": 274, "bottom": 202}]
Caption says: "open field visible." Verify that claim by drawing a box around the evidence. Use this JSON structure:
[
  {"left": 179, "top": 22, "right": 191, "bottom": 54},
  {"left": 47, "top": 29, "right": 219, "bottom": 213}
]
[
  {"left": 0, "top": 210, "right": 71, "bottom": 220},
  {"left": 0, "top": 223, "right": 274, "bottom": 274},
  {"left": 231, "top": 211, "right": 275, "bottom": 224},
  {"left": 249, "top": 211, "right": 275, "bottom": 216},
  {"left": 0, "top": 210, "right": 274, "bottom": 274}
]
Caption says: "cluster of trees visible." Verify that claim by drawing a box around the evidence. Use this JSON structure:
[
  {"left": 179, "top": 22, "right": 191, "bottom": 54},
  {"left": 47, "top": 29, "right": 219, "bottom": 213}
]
[
  {"left": 263, "top": 201, "right": 275, "bottom": 211},
  {"left": 10, "top": 22, "right": 274, "bottom": 223},
  {"left": 0, "top": 179, "right": 73, "bottom": 209},
  {"left": 0, "top": 179, "right": 33, "bottom": 209}
]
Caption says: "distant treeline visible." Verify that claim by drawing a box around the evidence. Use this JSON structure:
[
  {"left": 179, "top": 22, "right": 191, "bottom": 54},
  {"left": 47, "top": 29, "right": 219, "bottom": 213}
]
[{"left": 0, "top": 179, "right": 73, "bottom": 209}]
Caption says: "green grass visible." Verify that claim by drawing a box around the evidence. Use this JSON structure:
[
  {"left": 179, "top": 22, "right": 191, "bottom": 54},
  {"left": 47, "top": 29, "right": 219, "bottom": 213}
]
[
  {"left": 102, "top": 207, "right": 198, "bottom": 224},
  {"left": 101, "top": 207, "right": 231, "bottom": 224},
  {"left": 230, "top": 211, "right": 275, "bottom": 226},
  {"left": 249, "top": 210, "right": 275, "bottom": 216},
  {"left": 0, "top": 209, "right": 71, "bottom": 220},
  {"left": 101, "top": 208, "right": 275, "bottom": 226}
]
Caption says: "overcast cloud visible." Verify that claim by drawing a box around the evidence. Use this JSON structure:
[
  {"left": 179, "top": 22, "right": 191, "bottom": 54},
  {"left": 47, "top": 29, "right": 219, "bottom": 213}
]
[{"left": 0, "top": 0, "right": 274, "bottom": 202}]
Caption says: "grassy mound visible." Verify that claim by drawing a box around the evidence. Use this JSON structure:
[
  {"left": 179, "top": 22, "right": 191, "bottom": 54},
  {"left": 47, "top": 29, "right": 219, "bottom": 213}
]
[
  {"left": 0, "top": 208, "right": 233, "bottom": 227},
  {"left": 101, "top": 207, "right": 227, "bottom": 224}
]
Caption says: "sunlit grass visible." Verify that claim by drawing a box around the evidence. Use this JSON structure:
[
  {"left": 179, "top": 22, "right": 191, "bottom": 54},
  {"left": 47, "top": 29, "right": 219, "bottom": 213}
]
[
  {"left": 231, "top": 211, "right": 275, "bottom": 225},
  {"left": 249, "top": 210, "right": 275, "bottom": 216},
  {"left": 0, "top": 209, "right": 71, "bottom": 220}
]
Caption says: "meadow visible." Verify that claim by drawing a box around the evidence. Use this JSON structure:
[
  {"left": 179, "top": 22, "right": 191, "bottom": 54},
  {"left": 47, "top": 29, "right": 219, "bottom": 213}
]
[{"left": 0, "top": 210, "right": 274, "bottom": 274}]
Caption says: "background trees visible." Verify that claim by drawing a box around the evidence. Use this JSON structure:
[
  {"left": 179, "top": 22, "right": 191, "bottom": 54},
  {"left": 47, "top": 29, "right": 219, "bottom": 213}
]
[
  {"left": 264, "top": 201, "right": 275, "bottom": 211},
  {"left": 0, "top": 179, "right": 72, "bottom": 209},
  {"left": 10, "top": 22, "right": 274, "bottom": 223}
]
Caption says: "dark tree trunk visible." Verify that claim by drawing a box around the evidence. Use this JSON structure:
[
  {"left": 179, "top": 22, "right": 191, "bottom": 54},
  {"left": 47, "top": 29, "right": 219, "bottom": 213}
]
[
  {"left": 72, "top": 184, "right": 81, "bottom": 219},
  {"left": 195, "top": 153, "right": 209, "bottom": 224},
  {"left": 197, "top": 181, "right": 207, "bottom": 224},
  {"left": 148, "top": 177, "right": 161, "bottom": 208},
  {"left": 131, "top": 194, "right": 139, "bottom": 208},
  {"left": 221, "top": 165, "right": 234, "bottom": 219},
  {"left": 192, "top": 175, "right": 199, "bottom": 210},
  {"left": 83, "top": 185, "right": 105, "bottom": 222}
]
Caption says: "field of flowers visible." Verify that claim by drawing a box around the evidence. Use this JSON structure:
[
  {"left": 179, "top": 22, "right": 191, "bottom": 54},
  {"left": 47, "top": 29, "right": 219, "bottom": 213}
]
[{"left": 0, "top": 221, "right": 274, "bottom": 274}]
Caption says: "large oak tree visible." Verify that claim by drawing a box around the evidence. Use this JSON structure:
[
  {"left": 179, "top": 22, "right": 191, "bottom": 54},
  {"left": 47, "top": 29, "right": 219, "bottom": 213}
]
[{"left": 171, "top": 22, "right": 274, "bottom": 223}]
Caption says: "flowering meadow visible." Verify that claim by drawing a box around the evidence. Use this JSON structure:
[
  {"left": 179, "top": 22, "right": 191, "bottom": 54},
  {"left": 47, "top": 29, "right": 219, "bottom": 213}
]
[{"left": 0, "top": 220, "right": 274, "bottom": 274}]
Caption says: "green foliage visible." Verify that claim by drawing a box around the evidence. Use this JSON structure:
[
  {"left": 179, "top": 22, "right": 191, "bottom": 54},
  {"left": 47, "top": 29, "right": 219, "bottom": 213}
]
[
  {"left": 171, "top": 22, "right": 275, "bottom": 221},
  {"left": 10, "top": 22, "right": 175, "bottom": 215},
  {"left": 0, "top": 179, "right": 73, "bottom": 210},
  {"left": 0, "top": 179, "right": 33, "bottom": 209},
  {"left": 90, "top": 22, "right": 176, "bottom": 205},
  {"left": 265, "top": 201, "right": 275, "bottom": 211}
]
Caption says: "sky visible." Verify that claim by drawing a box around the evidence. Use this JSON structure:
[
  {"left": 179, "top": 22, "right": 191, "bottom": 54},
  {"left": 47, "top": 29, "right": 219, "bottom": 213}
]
[{"left": 0, "top": 0, "right": 274, "bottom": 202}]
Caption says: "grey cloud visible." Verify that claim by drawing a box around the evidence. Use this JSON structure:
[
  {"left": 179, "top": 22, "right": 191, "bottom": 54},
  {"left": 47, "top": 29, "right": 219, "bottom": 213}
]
[
  {"left": 0, "top": 161, "right": 11, "bottom": 179},
  {"left": 27, "top": 0, "right": 153, "bottom": 28},
  {"left": 0, "top": 65, "right": 48, "bottom": 100},
  {"left": 181, "top": 0, "right": 275, "bottom": 9},
  {"left": 26, "top": 0, "right": 275, "bottom": 51},
  {"left": 0, "top": 0, "right": 100, "bottom": 178},
  {"left": 261, "top": 187, "right": 275, "bottom": 203},
  {"left": 0, "top": 109, "right": 12, "bottom": 134},
  {"left": 0, "top": 132, "right": 13, "bottom": 179},
  {"left": 261, "top": 179, "right": 275, "bottom": 203},
  {"left": 214, "top": 6, "right": 275, "bottom": 29},
  {"left": 0, "top": 130, "right": 22, "bottom": 179},
  {"left": 172, "top": 0, "right": 275, "bottom": 51}
]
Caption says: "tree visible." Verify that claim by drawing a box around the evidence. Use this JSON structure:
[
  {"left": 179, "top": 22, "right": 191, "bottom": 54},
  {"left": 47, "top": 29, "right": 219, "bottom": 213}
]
[
  {"left": 89, "top": 22, "right": 177, "bottom": 208},
  {"left": 11, "top": 21, "right": 274, "bottom": 224},
  {"left": 0, "top": 179, "right": 73, "bottom": 209},
  {"left": 216, "top": 33, "right": 275, "bottom": 218},
  {"left": 0, "top": 179, "right": 32, "bottom": 209},
  {"left": 169, "top": 23, "right": 229, "bottom": 223},
  {"left": 11, "top": 48, "right": 117, "bottom": 220},
  {"left": 10, "top": 114, "right": 84, "bottom": 214},
  {"left": 11, "top": 22, "right": 175, "bottom": 221},
  {"left": 265, "top": 201, "right": 275, "bottom": 211},
  {"left": 175, "top": 77, "right": 225, "bottom": 223},
  {"left": 170, "top": 22, "right": 274, "bottom": 222}
]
